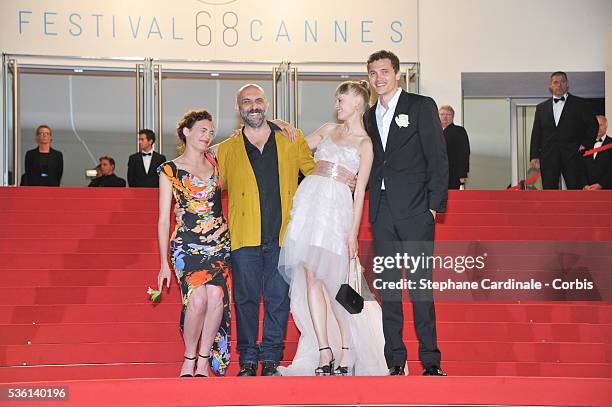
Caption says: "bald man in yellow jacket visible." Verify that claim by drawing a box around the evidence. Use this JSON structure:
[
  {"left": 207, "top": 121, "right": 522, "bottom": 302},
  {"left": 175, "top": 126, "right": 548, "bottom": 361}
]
[{"left": 216, "top": 84, "right": 314, "bottom": 377}]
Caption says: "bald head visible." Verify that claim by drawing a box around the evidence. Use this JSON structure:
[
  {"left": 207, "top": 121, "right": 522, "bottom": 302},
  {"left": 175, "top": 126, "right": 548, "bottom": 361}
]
[
  {"left": 236, "top": 84, "right": 266, "bottom": 105},
  {"left": 236, "top": 83, "right": 269, "bottom": 129}
]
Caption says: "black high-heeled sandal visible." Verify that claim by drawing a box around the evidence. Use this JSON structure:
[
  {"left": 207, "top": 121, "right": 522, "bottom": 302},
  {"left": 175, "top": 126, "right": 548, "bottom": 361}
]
[
  {"left": 334, "top": 347, "right": 353, "bottom": 376},
  {"left": 195, "top": 354, "right": 210, "bottom": 377},
  {"left": 180, "top": 355, "right": 196, "bottom": 377},
  {"left": 314, "top": 347, "right": 335, "bottom": 376}
]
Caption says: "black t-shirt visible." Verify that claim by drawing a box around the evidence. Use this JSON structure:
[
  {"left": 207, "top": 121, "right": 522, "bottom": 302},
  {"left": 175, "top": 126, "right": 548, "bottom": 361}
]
[{"left": 243, "top": 130, "right": 282, "bottom": 244}]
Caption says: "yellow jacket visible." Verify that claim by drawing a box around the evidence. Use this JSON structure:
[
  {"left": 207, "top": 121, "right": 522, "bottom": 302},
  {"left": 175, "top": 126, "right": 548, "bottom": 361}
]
[{"left": 216, "top": 129, "right": 315, "bottom": 251}]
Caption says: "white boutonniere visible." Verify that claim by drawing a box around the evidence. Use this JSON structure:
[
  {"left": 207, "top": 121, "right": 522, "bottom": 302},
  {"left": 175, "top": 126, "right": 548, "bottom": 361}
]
[{"left": 395, "top": 114, "right": 410, "bottom": 128}]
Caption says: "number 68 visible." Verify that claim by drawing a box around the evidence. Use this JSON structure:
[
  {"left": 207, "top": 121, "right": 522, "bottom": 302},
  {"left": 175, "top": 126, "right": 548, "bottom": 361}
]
[{"left": 196, "top": 11, "right": 239, "bottom": 47}]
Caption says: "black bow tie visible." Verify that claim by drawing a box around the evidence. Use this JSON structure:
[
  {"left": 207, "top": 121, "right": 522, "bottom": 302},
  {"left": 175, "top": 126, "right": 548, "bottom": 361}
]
[
  {"left": 141, "top": 152, "right": 152, "bottom": 157},
  {"left": 595, "top": 138, "right": 603, "bottom": 143},
  {"left": 553, "top": 96, "right": 565, "bottom": 103}
]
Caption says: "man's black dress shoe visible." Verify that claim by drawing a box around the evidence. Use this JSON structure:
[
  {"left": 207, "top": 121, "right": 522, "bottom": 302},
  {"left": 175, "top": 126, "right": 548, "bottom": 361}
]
[
  {"left": 261, "top": 361, "right": 281, "bottom": 376},
  {"left": 388, "top": 366, "right": 405, "bottom": 376},
  {"left": 237, "top": 363, "right": 257, "bottom": 376},
  {"left": 423, "top": 366, "right": 447, "bottom": 376}
]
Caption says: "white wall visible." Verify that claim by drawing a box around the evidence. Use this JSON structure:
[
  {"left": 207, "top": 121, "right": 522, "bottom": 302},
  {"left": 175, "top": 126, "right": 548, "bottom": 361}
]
[
  {"left": 419, "top": 0, "right": 612, "bottom": 123},
  {"left": 0, "top": 0, "right": 417, "bottom": 62}
]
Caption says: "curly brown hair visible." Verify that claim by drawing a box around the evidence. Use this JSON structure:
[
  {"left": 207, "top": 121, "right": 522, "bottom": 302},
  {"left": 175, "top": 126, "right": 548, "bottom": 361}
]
[{"left": 176, "top": 109, "right": 214, "bottom": 145}]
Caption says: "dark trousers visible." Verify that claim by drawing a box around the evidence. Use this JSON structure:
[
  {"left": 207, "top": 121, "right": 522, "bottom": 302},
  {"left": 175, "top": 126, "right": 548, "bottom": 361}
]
[
  {"left": 540, "top": 147, "right": 584, "bottom": 189},
  {"left": 231, "top": 240, "right": 289, "bottom": 365},
  {"left": 448, "top": 178, "right": 462, "bottom": 190},
  {"left": 371, "top": 192, "right": 441, "bottom": 369}
]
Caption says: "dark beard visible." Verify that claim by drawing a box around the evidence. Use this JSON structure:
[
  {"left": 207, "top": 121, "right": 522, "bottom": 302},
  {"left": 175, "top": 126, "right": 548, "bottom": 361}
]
[{"left": 240, "top": 108, "right": 266, "bottom": 128}]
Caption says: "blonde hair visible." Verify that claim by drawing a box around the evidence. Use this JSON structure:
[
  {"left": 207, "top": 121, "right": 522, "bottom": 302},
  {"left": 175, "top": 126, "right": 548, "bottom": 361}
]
[
  {"left": 335, "top": 80, "right": 371, "bottom": 113},
  {"left": 439, "top": 105, "right": 455, "bottom": 115}
]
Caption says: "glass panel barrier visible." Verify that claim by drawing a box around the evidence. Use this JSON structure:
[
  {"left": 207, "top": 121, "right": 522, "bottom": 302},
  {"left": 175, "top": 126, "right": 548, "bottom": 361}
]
[
  {"left": 19, "top": 68, "right": 137, "bottom": 186},
  {"left": 160, "top": 73, "right": 272, "bottom": 159},
  {"left": 463, "top": 98, "right": 512, "bottom": 189},
  {"left": 516, "top": 104, "right": 541, "bottom": 189}
]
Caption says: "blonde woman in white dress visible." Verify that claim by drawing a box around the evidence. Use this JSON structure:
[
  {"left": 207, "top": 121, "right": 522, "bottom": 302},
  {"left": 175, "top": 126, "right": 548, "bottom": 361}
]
[{"left": 279, "top": 80, "right": 388, "bottom": 376}]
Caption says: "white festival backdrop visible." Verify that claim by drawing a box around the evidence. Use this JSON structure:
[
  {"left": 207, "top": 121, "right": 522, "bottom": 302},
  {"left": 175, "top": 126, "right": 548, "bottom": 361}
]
[{"left": 0, "top": 0, "right": 418, "bottom": 62}]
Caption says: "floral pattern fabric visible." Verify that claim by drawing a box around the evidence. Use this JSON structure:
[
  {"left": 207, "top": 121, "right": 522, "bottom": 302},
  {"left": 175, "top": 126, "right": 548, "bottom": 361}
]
[{"left": 158, "top": 154, "right": 232, "bottom": 375}]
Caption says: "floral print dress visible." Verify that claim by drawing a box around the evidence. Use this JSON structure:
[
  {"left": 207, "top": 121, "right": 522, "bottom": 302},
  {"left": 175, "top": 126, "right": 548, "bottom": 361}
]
[{"left": 158, "top": 153, "right": 232, "bottom": 375}]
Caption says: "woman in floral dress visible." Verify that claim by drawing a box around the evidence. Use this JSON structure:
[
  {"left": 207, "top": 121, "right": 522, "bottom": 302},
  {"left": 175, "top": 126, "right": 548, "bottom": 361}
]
[{"left": 157, "top": 110, "right": 231, "bottom": 377}]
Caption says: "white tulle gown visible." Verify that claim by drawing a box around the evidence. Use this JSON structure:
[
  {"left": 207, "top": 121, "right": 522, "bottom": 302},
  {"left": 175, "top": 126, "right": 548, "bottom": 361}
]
[{"left": 278, "top": 135, "right": 388, "bottom": 376}]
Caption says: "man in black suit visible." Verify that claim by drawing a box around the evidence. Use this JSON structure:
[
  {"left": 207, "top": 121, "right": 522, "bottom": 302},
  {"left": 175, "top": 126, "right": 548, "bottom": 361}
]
[
  {"left": 583, "top": 115, "right": 612, "bottom": 190},
  {"left": 89, "top": 156, "right": 126, "bottom": 187},
  {"left": 529, "top": 71, "right": 598, "bottom": 189},
  {"left": 439, "top": 105, "right": 470, "bottom": 189},
  {"left": 127, "top": 129, "right": 167, "bottom": 187},
  {"left": 364, "top": 50, "right": 448, "bottom": 376}
]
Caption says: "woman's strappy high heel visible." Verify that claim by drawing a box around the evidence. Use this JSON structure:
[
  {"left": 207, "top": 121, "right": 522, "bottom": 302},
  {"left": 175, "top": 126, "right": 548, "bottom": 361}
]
[
  {"left": 195, "top": 354, "right": 210, "bottom": 377},
  {"left": 334, "top": 347, "right": 354, "bottom": 376},
  {"left": 180, "top": 355, "right": 196, "bottom": 377},
  {"left": 315, "top": 347, "right": 335, "bottom": 376}
]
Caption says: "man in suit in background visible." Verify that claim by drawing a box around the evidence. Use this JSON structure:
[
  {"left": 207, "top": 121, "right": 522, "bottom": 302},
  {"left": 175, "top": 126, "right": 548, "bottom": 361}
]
[
  {"left": 583, "top": 115, "right": 612, "bottom": 190},
  {"left": 364, "top": 50, "right": 448, "bottom": 376},
  {"left": 127, "top": 129, "right": 167, "bottom": 187},
  {"left": 439, "top": 105, "right": 470, "bottom": 189},
  {"left": 529, "top": 71, "right": 598, "bottom": 189},
  {"left": 89, "top": 156, "right": 126, "bottom": 187}
]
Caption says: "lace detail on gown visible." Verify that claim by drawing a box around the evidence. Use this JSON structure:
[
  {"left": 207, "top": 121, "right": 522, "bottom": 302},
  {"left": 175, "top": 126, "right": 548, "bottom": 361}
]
[
  {"left": 278, "top": 135, "right": 388, "bottom": 376},
  {"left": 314, "top": 135, "right": 361, "bottom": 174}
]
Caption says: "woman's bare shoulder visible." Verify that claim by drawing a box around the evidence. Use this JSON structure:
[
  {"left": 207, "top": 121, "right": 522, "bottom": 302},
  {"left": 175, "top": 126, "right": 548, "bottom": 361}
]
[{"left": 321, "top": 122, "right": 342, "bottom": 135}]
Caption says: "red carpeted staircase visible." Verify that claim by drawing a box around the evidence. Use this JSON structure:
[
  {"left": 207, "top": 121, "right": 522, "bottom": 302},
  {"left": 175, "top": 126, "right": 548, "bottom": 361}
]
[{"left": 0, "top": 187, "right": 610, "bottom": 407}]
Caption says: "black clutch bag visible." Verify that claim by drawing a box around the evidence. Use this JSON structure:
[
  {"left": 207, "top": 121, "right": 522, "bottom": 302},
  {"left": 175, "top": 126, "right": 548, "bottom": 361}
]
[{"left": 335, "top": 257, "right": 364, "bottom": 314}]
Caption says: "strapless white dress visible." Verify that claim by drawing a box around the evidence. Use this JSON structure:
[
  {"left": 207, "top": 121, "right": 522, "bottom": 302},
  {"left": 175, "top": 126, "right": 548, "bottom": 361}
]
[{"left": 278, "top": 135, "right": 388, "bottom": 376}]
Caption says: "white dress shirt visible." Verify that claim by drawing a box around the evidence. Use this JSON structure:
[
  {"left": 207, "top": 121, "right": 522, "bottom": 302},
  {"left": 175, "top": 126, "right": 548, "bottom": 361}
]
[
  {"left": 141, "top": 149, "right": 153, "bottom": 174},
  {"left": 375, "top": 88, "right": 402, "bottom": 190},
  {"left": 593, "top": 134, "right": 607, "bottom": 159},
  {"left": 552, "top": 92, "right": 568, "bottom": 127}
]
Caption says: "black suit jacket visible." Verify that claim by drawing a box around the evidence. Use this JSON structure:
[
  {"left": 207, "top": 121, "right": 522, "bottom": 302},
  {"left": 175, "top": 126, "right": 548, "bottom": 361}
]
[
  {"left": 88, "top": 174, "right": 126, "bottom": 188},
  {"left": 365, "top": 90, "right": 448, "bottom": 223},
  {"left": 127, "top": 151, "right": 167, "bottom": 187},
  {"left": 443, "top": 123, "right": 470, "bottom": 188},
  {"left": 583, "top": 136, "right": 612, "bottom": 189},
  {"left": 530, "top": 93, "right": 598, "bottom": 160},
  {"left": 23, "top": 148, "right": 63, "bottom": 186}
]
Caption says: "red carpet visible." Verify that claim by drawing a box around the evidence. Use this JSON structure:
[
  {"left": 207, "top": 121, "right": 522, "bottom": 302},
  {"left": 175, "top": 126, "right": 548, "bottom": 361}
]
[
  {"left": 0, "top": 187, "right": 611, "bottom": 406},
  {"left": 1, "top": 377, "right": 609, "bottom": 407}
]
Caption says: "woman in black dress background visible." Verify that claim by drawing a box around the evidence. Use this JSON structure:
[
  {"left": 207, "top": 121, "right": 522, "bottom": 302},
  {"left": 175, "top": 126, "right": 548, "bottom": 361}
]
[{"left": 23, "top": 125, "right": 63, "bottom": 186}]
